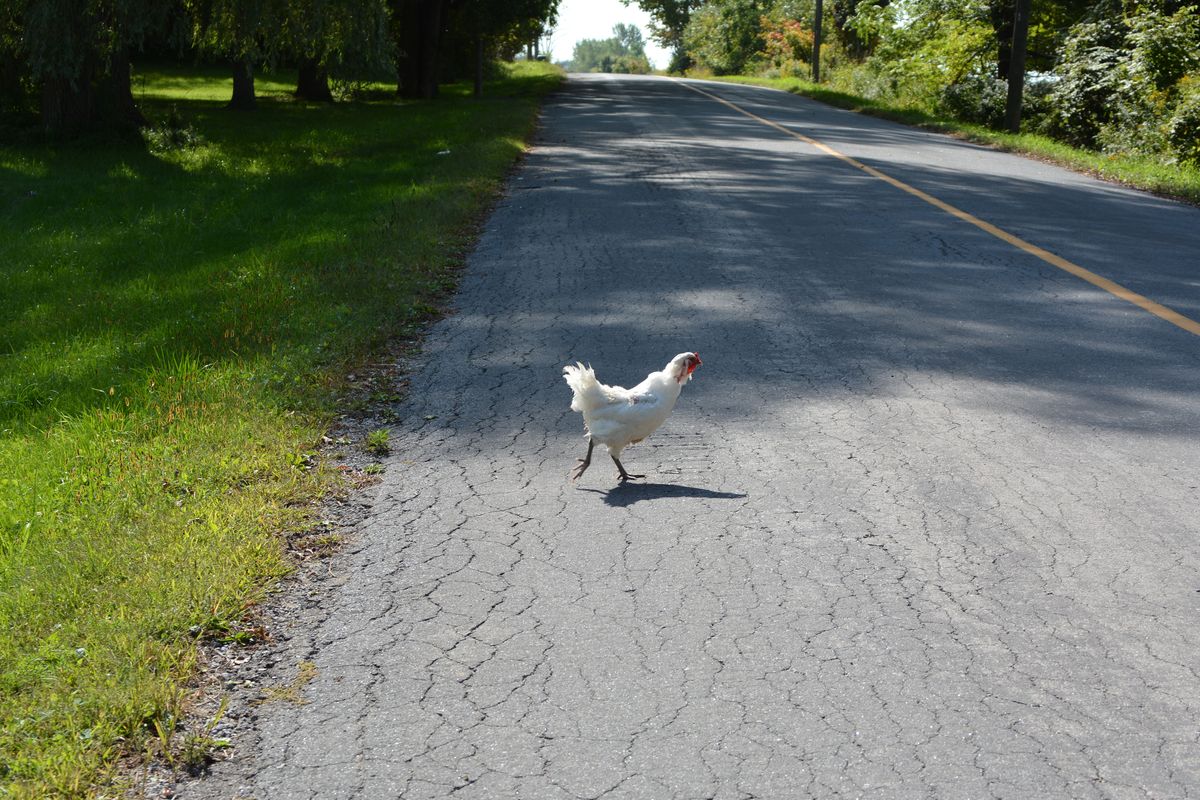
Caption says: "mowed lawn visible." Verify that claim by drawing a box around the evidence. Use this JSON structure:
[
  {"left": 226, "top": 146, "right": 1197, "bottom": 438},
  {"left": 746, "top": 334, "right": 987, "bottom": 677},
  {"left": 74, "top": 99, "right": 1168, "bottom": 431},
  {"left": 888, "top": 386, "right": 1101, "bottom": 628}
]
[{"left": 0, "top": 61, "right": 561, "bottom": 797}]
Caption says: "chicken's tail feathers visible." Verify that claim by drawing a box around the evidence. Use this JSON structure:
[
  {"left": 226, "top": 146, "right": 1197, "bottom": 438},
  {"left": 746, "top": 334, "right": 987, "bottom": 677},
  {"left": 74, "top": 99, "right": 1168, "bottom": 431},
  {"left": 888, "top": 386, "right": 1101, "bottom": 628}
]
[{"left": 563, "top": 361, "right": 605, "bottom": 414}]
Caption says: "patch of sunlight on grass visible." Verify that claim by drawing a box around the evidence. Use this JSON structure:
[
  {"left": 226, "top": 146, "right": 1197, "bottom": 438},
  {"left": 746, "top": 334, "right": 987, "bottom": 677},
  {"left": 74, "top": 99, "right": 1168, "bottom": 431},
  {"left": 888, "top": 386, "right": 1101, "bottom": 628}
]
[
  {"left": 133, "top": 64, "right": 299, "bottom": 103},
  {"left": 0, "top": 60, "right": 563, "bottom": 797}
]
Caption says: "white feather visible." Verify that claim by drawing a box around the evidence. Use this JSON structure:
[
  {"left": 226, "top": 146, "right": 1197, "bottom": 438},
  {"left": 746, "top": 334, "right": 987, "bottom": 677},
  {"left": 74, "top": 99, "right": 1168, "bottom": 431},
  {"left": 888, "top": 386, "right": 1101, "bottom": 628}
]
[{"left": 562, "top": 353, "right": 698, "bottom": 460}]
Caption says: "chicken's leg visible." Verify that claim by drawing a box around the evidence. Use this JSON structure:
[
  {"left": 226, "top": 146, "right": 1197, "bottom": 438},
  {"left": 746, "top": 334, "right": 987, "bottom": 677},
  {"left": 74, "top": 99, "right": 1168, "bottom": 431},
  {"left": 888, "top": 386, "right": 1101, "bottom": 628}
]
[
  {"left": 571, "top": 439, "right": 595, "bottom": 481},
  {"left": 612, "top": 455, "right": 644, "bottom": 482}
]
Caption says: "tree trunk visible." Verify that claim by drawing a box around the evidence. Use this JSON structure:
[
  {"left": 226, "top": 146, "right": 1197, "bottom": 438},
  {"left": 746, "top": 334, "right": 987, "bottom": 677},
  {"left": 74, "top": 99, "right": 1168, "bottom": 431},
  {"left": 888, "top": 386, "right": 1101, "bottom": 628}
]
[
  {"left": 474, "top": 37, "right": 484, "bottom": 98},
  {"left": 395, "top": 0, "right": 417, "bottom": 96},
  {"left": 228, "top": 58, "right": 256, "bottom": 110},
  {"left": 834, "top": 0, "right": 888, "bottom": 59},
  {"left": 39, "top": 48, "right": 145, "bottom": 136},
  {"left": 41, "top": 48, "right": 99, "bottom": 137},
  {"left": 101, "top": 48, "right": 146, "bottom": 128},
  {"left": 1004, "top": 0, "right": 1032, "bottom": 132},
  {"left": 396, "top": 0, "right": 445, "bottom": 99},
  {"left": 296, "top": 58, "right": 334, "bottom": 102},
  {"left": 41, "top": 74, "right": 95, "bottom": 136},
  {"left": 417, "top": 0, "right": 443, "bottom": 99},
  {"left": 813, "top": 0, "right": 824, "bottom": 82},
  {"left": 990, "top": 0, "right": 1015, "bottom": 80}
]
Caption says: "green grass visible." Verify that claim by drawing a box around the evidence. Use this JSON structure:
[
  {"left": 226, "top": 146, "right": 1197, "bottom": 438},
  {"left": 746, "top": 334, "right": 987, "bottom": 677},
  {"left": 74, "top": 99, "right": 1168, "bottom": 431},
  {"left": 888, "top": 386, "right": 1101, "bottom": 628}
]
[
  {"left": 704, "top": 73, "right": 1200, "bottom": 206},
  {"left": 0, "top": 60, "right": 562, "bottom": 797}
]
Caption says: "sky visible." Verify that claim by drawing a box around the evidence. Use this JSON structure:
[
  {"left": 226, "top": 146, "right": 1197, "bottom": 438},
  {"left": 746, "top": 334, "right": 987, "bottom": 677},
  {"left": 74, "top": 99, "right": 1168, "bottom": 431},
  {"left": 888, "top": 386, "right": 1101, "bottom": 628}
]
[{"left": 547, "top": 0, "right": 672, "bottom": 69}]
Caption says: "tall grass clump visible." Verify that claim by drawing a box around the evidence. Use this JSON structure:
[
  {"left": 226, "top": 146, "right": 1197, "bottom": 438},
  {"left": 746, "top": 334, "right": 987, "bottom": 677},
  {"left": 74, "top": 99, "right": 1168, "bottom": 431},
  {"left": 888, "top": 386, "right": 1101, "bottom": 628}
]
[{"left": 0, "top": 60, "right": 562, "bottom": 796}]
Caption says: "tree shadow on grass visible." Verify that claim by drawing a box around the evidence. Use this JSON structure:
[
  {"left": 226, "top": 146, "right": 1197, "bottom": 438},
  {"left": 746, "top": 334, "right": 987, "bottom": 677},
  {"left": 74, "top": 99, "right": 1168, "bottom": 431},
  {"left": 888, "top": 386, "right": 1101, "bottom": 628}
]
[{"left": 577, "top": 482, "right": 748, "bottom": 508}]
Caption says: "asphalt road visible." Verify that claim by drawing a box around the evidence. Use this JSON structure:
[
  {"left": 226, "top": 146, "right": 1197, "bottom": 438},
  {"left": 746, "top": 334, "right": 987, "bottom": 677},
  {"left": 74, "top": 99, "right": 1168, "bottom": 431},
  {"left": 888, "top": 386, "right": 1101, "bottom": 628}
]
[{"left": 187, "top": 74, "right": 1200, "bottom": 799}]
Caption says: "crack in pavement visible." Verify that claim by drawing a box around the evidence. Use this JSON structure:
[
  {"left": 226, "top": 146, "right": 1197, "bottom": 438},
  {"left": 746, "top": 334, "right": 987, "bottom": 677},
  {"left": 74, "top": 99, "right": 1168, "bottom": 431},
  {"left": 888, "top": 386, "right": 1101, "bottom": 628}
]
[{"left": 180, "top": 74, "right": 1200, "bottom": 800}]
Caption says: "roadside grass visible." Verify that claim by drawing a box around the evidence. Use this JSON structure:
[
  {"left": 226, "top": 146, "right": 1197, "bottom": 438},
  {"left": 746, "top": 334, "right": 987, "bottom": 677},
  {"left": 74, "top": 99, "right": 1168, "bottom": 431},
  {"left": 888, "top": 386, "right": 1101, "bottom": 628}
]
[
  {"left": 703, "top": 74, "right": 1200, "bottom": 206},
  {"left": 0, "top": 60, "right": 562, "bottom": 797}
]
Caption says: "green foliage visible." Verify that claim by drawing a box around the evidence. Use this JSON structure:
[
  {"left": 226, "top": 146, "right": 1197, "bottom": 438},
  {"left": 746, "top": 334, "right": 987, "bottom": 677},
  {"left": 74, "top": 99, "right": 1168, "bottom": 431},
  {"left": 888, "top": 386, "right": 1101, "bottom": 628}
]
[
  {"left": 1022, "top": 0, "right": 1095, "bottom": 73},
  {"left": 1167, "top": 74, "right": 1200, "bottom": 164},
  {"left": 614, "top": 21, "right": 649, "bottom": 56},
  {"left": 832, "top": 0, "right": 884, "bottom": 58},
  {"left": 623, "top": 0, "right": 701, "bottom": 68},
  {"left": 684, "top": 0, "right": 770, "bottom": 75},
  {"left": 1044, "top": 16, "right": 1126, "bottom": 146},
  {"left": 283, "top": 0, "right": 395, "bottom": 83},
  {"left": 0, "top": 60, "right": 562, "bottom": 796},
  {"left": 940, "top": 73, "right": 1008, "bottom": 128},
  {"left": 365, "top": 429, "right": 391, "bottom": 455},
  {"left": 758, "top": 13, "right": 814, "bottom": 77},
  {"left": 142, "top": 104, "right": 205, "bottom": 152},
  {"left": 17, "top": 0, "right": 177, "bottom": 132},
  {"left": 1046, "top": 4, "right": 1200, "bottom": 162},
  {"left": 1126, "top": 4, "right": 1200, "bottom": 90},
  {"left": 709, "top": 71, "right": 1200, "bottom": 203},
  {"left": 827, "top": 4, "right": 994, "bottom": 112},
  {"left": 0, "top": 4, "right": 32, "bottom": 118},
  {"left": 184, "top": 0, "right": 283, "bottom": 64},
  {"left": 569, "top": 24, "right": 652, "bottom": 73},
  {"left": 7, "top": 0, "right": 560, "bottom": 128},
  {"left": 675, "top": 0, "right": 1199, "bottom": 163},
  {"left": 441, "top": 0, "right": 561, "bottom": 76}
]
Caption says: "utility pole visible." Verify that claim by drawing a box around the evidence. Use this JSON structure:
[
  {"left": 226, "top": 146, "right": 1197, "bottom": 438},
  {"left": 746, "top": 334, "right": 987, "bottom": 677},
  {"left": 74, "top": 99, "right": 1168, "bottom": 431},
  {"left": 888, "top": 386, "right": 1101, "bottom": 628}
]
[
  {"left": 1004, "top": 0, "right": 1032, "bottom": 132},
  {"left": 813, "top": 0, "right": 824, "bottom": 83}
]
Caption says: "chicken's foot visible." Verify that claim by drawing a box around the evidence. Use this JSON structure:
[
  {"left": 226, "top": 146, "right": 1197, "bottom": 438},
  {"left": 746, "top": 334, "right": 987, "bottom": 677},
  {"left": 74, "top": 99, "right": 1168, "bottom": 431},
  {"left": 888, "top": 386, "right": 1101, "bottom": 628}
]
[
  {"left": 571, "top": 439, "right": 595, "bottom": 481},
  {"left": 612, "top": 455, "right": 644, "bottom": 482}
]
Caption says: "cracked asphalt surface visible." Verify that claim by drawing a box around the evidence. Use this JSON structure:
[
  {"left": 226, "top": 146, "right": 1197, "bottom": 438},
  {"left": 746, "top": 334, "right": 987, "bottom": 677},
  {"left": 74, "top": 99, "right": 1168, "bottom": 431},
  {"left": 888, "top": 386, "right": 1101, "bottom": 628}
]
[{"left": 186, "top": 74, "right": 1200, "bottom": 799}]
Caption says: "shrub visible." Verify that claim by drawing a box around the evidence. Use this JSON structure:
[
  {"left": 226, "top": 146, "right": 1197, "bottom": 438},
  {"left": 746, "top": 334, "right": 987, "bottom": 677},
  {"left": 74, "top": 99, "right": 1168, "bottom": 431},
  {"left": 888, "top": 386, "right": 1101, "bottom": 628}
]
[
  {"left": 1046, "top": 17, "right": 1127, "bottom": 147},
  {"left": 1020, "top": 73, "right": 1059, "bottom": 134},
  {"left": 142, "top": 105, "right": 205, "bottom": 153},
  {"left": 759, "top": 15, "right": 813, "bottom": 78},
  {"left": 940, "top": 73, "right": 1008, "bottom": 129},
  {"left": 365, "top": 429, "right": 390, "bottom": 456},
  {"left": 1095, "top": 65, "right": 1172, "bottom": 158},
  {"left": 1126, "top": 5, "right": 1200, "bottom": 91},
  {"left": 684, "top": 0, "right": 769, "bottom": 76},
  {"left": 1167, "top": 74, "right": 1200, "bottom": 164}
]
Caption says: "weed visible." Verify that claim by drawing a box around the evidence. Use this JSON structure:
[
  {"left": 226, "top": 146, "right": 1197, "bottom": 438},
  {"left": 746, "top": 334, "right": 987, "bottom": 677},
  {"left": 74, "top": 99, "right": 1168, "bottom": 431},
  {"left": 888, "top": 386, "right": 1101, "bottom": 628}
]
[
  {"left": 143, "top": 105, "right": 205, "bottom": 153},
  {"left": 364, "top": 429, "right": 391, "bottom": 455},
  {"left": 178, "top": 697, "right": 231, "bottom": 775},
  {"left": 257, "top": 661, "right": 318, "bottom": 705}
]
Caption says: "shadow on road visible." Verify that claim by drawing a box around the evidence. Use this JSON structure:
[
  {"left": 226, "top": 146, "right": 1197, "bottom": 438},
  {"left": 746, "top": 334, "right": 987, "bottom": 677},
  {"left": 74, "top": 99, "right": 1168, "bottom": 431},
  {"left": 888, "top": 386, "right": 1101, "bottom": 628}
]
[
  {"left": 398, "top": 75, "right": 1200, "bottom": 463},
  {"left": 578, "top": 482, "right": 748, "bottom": 507}
]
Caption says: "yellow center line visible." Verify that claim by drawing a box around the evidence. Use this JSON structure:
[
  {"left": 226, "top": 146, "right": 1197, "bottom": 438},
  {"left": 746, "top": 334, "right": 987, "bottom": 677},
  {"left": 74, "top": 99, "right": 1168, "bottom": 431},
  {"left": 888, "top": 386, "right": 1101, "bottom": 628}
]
[{"left": 679, "top": 80, "right": 1200, "bottom": 337}]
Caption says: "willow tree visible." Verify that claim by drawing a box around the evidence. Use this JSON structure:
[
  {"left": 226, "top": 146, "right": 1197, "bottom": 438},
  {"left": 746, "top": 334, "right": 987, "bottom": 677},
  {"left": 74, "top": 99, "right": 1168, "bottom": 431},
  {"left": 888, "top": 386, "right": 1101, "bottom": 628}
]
[
  {"left": 187, "top": 0, "right": 284, "bottom": 109},
  {"left": 18, "top": 0, "right": 174, "bottom": 134},
  {"left": 0, "top": 0, "right": 28, "bottom": 116},
  {"left": 284, "top": 0, "right": 394, "bottom": 102}
]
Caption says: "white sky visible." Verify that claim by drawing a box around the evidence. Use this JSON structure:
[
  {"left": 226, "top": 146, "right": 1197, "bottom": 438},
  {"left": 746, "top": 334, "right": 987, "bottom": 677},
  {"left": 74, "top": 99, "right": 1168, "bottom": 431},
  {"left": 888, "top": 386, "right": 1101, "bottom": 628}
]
[{"left": 548, "top": 0, "right": 672, "bottom": 69}]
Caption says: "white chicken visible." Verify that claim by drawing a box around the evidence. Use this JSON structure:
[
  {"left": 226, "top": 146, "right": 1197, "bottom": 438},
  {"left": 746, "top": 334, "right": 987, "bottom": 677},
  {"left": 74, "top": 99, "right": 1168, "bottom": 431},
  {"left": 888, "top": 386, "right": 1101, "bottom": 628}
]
[{"left": 563, "top": 352, "right": 701, "bottom": 482}]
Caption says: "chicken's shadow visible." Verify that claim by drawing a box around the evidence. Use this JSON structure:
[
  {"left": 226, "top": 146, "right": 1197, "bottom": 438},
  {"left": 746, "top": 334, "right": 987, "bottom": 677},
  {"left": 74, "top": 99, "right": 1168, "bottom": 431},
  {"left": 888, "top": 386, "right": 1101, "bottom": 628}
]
[{"left": 579, "top": 482, "right": 748, "bottom": 508}]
